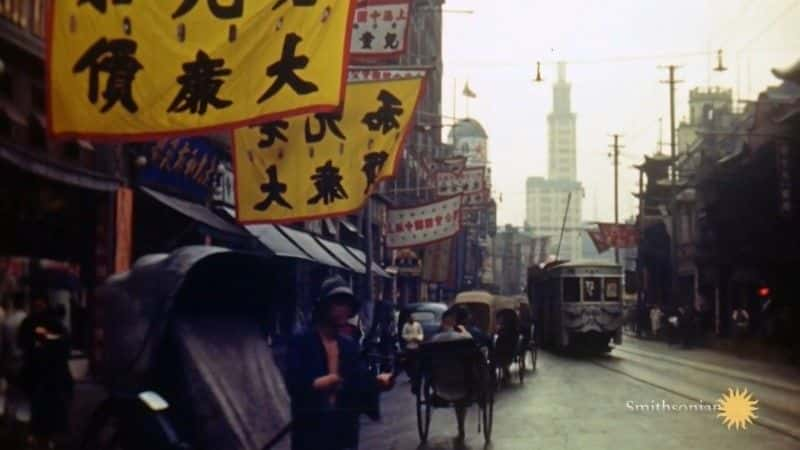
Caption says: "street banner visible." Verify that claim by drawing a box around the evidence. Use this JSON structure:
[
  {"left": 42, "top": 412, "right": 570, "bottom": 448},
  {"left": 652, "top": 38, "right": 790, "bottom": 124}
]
[
  {"left": 597, "top": 223, "right": 639, "bottom": 248},
  {"left": 587, "top": 229, "right": 611, "bottom": 254},
  {"left": 136, "top": 137, "right": 225, "bottom": 203},
  {"left": 348, "top": 67, "right": 427, "bottom": 82},
  {"left": 462, "top": 189, "right": 490, "bottom": 208},
  {"left": 387, "top": 196, "right": 462, "bottom": 248},
  {"left": 233, "top": 74, "right": 425, "bottom": 223},
  {"left": 350, "top": 0, "right": 411, "bottom": 61},
  {"left": 438, "top": 157, "right": 467, "bottom": 172},
  {"left": 435, "top": 167, "right": 486, "bottom": 197},
  {"left": 421, "top": 237, "right": 453, "bottom": 283},
  {"left": 48, "top": 1, "right": 356, "bottom": 139}
]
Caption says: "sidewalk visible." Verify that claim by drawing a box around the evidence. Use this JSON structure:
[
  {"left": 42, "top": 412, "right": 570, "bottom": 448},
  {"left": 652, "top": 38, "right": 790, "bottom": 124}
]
[{"left": 619, "top": 334, "right": 800, "bottom": 391}]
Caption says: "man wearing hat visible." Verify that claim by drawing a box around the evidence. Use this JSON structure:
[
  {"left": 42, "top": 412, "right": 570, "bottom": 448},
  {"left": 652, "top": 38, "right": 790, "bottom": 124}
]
[{"left": 286, "top": 275, "right": 395, "bottom": 450}]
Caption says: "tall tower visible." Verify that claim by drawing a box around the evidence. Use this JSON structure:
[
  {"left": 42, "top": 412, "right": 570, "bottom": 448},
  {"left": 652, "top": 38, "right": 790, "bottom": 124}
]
[
  {"left": 547, "top": 62, "right": 577, "bottom": 181},
  {"left": 526, "top": 62, "right": 583, "bottom": 261}
]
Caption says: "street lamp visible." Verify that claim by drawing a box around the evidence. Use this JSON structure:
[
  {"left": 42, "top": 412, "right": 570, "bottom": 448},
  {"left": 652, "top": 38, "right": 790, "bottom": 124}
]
[
  {"left": 533, "top": 61, "right": 544, "bottom": 83},
  {"left": 714, "top": 49, "right": 728, "bottom": 72}
]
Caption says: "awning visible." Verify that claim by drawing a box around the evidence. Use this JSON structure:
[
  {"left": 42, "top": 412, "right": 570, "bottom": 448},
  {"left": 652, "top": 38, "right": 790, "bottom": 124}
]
[
  {"left": 141, "top": 187, "right": 249, "bottom": 238},
  {"left": 0, "top": 143, "right": 121, "bottom": 192},
  {"left": 313, "top": 237, "right": 367, "bottom": 274},
  {"left": 344, "top": 246, "right": 392, "bottom": 279},
  {"left": 276, "top": 226, "right": 347, "bottom": 270},
  {"left": 245, "top": 224, "right": 313, "bottom": 261}
]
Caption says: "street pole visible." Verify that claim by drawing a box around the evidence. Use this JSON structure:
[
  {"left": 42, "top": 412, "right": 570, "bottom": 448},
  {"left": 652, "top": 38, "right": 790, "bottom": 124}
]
[
  {"left": 660, "top": 65, "right": 682, "bottom": 307},
  {"left": 365, "top": 196, "right": 374, "bottom": 328},
  {"left": 610, "top": 134, "right": 623, "bottom": 264},
  {"left": 556, "top": 192, "right": 572, "bottom": 260},
  {"left": 637, "top": 166, "right": 645, "bottom": 308}
]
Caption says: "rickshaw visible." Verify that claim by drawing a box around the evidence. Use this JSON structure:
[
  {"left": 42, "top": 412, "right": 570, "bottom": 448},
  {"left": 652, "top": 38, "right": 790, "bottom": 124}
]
[
  {"left": 80, "top": 246, "right": 292, "bottom": 450},
  {"left": 492, "top": 296, "right": 525, "bottom": 385},
  {"left": 453, "top": 290, "right": 494, "bottom": 334},
  {"left": 516, "top": 297, "right": 538, "bottom": 373},
  {"left": 415, "top": 339, "right": 494, "bottom": 445}
]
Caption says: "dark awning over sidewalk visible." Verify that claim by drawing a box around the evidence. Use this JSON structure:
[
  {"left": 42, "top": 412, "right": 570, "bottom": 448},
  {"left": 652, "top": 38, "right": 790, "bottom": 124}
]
[
  {"left": 245, "top": 224, "right": 313, "bottom": 262},
  {"left": 314, "top": 237, "right": 367, "bottom": 274},
  {"left": 344, "top": 246, "right": 392, "bottom": 279},
  {"left": 141, "top": 187, "right": 249, "bottom": 238},
  {"left": 276, "top": 225, "right": 347, "bottom": 270}
]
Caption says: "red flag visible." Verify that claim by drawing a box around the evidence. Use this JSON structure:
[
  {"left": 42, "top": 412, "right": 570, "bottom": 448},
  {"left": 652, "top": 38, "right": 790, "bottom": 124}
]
[{"left": 587, "top": 229, "right": 611, "bottom": 253}]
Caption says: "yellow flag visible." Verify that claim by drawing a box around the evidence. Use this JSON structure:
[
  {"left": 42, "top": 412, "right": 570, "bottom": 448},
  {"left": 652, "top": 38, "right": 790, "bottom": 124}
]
[
  {"left": 48, "top": 1, "right": 356, "bottom": 139},
  {"left": 233, "top": 73, "right": 425, "bottom": 224}
]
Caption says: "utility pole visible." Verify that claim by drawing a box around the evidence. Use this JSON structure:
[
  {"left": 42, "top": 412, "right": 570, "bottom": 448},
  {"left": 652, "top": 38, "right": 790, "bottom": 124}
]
[
  {"left": 609, "top": 134, "right": 623, "bottom": 264},
  {"left": 659, "top": 65, "right": 682, "bottom": 307},
  {"left": 556, "top": 192, "right": 572, "bottom": 261}
]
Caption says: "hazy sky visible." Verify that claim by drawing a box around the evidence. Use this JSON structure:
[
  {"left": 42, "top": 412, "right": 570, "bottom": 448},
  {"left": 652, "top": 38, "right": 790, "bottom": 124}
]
[{"left": 441, "top": 0, "right": 800, "bottom": 227}]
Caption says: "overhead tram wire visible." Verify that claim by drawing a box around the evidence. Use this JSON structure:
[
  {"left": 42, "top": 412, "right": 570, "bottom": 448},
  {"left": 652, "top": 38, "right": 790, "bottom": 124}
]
[{"left": 450, "top": 50, "right": 716, "bottom": 70}]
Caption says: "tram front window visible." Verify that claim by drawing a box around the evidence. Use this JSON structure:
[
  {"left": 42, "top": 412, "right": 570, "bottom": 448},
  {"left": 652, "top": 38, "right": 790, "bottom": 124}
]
[
  {"left": 583, "top": 278, "right": 602, "bottom": 302},
  {"left": 563, "top": 278, "right": 580, "bottom": 302},
  {"left": 605, "top": 278, "right": 621, "bottom": 302}
]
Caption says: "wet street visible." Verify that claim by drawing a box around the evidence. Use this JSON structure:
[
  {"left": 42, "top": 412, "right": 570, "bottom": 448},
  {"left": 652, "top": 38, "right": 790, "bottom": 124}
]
[{"left": 361, "top": 338, "right": 800, "bottom": 450}]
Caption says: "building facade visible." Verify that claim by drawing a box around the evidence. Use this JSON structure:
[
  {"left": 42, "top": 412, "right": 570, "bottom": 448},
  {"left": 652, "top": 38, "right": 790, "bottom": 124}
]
[{"left": 526, "top": 62, "right": 583, "bottom": 261}]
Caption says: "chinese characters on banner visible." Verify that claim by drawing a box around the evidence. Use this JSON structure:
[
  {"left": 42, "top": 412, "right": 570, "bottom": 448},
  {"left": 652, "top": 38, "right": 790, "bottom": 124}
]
[
  {"left": 462, "top": 189, "right": 489, "bottom": 208},
  {"left": 588, "top": 223, "right": 639, "bottom": 251},
  {"left": 48, "top": 1, "right": 356, "bottom": 138},
  {"left": 387, "top": 196, "right": 462, "bottom": 248},
  {"left": 435, "top": 167, "right": 486, "bottom": 197},
  {"left": 233, "top": 73, "right": 425, "bottom": 223},
  {"left": 350, "top": 0, "right": 411, "bottom": 61}
]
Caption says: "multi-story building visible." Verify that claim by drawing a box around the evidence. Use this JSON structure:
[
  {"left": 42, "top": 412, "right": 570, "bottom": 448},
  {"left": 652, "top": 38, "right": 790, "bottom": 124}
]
[{"left": 526, "top": 62, "right": 583, "bottom": 261}]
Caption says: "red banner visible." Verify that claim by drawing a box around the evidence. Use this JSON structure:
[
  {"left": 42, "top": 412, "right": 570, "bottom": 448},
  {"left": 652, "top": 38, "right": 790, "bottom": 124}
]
[{"left": 597, "top": 223, "right": 640, "bottom": 248}]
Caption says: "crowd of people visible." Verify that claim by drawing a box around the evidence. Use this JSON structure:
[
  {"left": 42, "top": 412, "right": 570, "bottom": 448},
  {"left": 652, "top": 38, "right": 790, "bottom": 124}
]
[{"left": 1, "top": 291, "right": 74, "bottom": 450}]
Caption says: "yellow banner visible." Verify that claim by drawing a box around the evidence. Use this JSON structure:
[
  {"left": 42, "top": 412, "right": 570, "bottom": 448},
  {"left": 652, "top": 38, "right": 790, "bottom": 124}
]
[
  {"left": 233, "top": 76, "right": 424, "bottom": 223},
  {"left": 48, "top": 1, "right": 355, "bottom": 139}
]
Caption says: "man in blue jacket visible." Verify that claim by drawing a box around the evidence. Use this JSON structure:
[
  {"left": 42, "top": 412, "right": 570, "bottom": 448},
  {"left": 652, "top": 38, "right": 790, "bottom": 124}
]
[{"left": 287, "top": 276, "right": 395, "bottom": 450}]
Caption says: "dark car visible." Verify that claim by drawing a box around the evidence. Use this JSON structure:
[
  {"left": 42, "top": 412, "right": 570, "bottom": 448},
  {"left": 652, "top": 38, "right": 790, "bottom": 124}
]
[{"left": 397, "top": 302, "right": 448, "bottom": 348}]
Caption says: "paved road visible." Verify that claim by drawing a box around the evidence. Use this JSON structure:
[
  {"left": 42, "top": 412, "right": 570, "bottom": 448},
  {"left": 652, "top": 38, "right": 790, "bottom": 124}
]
[{"left": 361, "top": 346, "right": 800, "bottom": 450}]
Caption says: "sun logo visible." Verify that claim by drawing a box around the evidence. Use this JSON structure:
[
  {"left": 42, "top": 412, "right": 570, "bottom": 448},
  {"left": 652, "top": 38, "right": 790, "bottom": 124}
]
[{"left": 716, "top": 387, "right": 759, "bottom": 430}]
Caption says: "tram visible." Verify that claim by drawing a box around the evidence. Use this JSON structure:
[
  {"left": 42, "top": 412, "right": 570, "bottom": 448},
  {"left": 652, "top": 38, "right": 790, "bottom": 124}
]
[{"left": 527, "top": 261, "right": 624, "bottom": 352}]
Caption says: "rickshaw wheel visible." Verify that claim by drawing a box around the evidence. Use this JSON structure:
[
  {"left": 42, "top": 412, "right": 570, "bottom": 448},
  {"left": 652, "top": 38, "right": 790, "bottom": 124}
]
[{"left": 416, "top": 377, "right": 432, "bottom": 442}]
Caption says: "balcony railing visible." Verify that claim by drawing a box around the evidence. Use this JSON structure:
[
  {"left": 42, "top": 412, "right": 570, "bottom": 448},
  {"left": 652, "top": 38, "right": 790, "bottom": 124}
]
[{"left": 0, "top": 0, "right": 46, "bottom": 39}]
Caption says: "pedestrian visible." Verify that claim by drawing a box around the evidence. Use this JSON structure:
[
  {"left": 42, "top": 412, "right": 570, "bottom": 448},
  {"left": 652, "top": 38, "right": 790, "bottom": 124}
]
[
  {"left": 18, "top": 293, "right": 74, "bottom": 450},
  {"left": 401, "top": 314, "right": 423, "bottom": 395},
  {"left": 431, "top": 308, "right": 474, "bottom": 444},
  {"left": 731, "top": 304, "right": 750, "bottom": 357},
  {"left": 649, "top": 305, "right": 663, "bottom": 339},
  {"left": 401, "top": 314, "right": 424, "bottom": 351},
  {"left": 679, "top": 306, "right": 693, "bottom": 349},
  {"left": 666, "top": 308, "right": 680, "bottom": 346},
  {"left": 2, "top": 293, "right": 29, "bottom": 426},
  {"left": 287, "top": 276, "right": 395, "bottom": 450}
]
